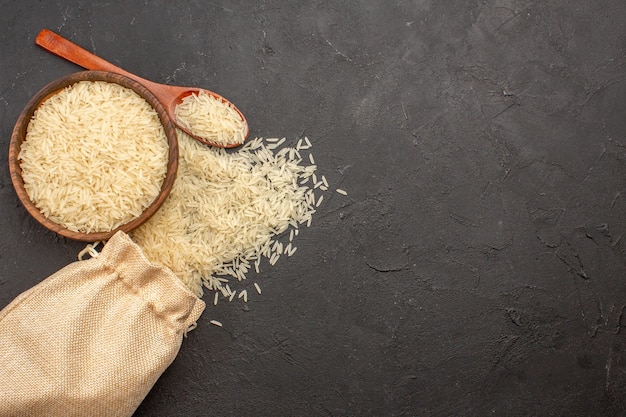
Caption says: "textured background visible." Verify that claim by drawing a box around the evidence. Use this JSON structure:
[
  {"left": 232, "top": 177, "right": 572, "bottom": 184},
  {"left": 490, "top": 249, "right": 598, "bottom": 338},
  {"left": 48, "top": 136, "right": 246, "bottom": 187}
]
[{"left": 1, "top": 1, "right": 625, "bottom": 416}]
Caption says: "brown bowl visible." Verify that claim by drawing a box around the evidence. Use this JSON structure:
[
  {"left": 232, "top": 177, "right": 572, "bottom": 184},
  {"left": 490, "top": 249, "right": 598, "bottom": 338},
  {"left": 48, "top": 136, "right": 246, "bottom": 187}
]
[{"left": 8, "top": 71, "right": 179, "bottom": 242}]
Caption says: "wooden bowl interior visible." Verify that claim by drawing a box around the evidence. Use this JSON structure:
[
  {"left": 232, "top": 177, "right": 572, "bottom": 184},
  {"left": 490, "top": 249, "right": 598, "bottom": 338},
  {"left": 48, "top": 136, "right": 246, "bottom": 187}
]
[{"left": 8, "top": 71, "right": 178, "bottom": 242}]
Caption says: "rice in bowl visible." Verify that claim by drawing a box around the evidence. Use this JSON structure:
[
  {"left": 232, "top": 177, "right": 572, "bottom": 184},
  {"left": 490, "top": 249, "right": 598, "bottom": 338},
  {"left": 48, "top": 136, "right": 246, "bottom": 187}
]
[{"left": 17, "top": 78, "right": 171, "bottom": 235}]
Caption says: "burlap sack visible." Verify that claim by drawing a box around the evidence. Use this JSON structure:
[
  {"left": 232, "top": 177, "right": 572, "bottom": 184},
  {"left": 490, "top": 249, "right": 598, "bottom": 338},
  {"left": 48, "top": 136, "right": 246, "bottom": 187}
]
[{"left": 0, "top": 231, "right": 205, "bottom": 417}]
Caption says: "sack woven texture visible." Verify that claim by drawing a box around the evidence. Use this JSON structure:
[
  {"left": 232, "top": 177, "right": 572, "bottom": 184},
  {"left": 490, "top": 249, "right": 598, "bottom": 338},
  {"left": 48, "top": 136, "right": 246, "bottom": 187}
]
[{"left": 0, "top": 231, "right": 205, "bottom": 417}]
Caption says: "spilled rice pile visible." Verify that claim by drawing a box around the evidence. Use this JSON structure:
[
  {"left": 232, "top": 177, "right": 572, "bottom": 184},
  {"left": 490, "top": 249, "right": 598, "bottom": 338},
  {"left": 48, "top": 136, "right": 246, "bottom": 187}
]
[{"left": 130, "top": 130, "right": 347, "bottom": 304}]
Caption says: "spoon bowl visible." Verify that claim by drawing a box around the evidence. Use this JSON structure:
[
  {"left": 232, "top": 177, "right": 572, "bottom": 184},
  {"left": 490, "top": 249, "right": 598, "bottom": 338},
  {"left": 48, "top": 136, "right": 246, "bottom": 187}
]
[
  {"left": 35, "top": 29, "right": 249, "bottom": 148},
  {"left": 169, "top": 88, "right": 249, "bottom": 145}
]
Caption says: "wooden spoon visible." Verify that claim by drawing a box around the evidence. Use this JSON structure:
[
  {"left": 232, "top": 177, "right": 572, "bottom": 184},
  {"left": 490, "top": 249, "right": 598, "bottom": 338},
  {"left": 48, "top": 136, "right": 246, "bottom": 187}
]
[{"left": 35, "top": 29, "right": 249, "bottom": 148}]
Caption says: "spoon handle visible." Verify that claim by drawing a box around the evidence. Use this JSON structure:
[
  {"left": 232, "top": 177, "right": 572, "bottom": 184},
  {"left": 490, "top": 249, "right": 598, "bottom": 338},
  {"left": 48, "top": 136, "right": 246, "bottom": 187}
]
[
  {"left": 35, "top": 29, "right": 249, "bottom": 148},
  {"left": 35, "top": 29, "right": 148, "bottom": 86}
]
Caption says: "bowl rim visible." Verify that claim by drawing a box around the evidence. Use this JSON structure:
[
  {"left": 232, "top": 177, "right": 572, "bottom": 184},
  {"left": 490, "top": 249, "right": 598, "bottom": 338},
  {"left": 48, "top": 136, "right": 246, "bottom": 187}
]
[{"left": 8, "top": 70, "right": 179, "bottom": 242}]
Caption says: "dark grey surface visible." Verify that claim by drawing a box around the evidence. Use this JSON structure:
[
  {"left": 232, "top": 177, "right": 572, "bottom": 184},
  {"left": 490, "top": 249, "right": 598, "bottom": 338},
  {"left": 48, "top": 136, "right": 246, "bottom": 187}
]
[{"left": 1, "top": 1, "right": 625, "bottom": 416}]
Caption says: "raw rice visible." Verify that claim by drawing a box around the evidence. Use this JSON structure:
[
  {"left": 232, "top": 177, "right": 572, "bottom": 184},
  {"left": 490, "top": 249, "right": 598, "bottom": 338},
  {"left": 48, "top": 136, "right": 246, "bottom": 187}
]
[
  {"left": 19, "top": 80, "right": 169, "bottom": 233},
  {"left": 131, "top": 131, "right": 325, "bottom": 298},
  {"left": 174, "top": 91, "right": 245, "bottom": 147}
]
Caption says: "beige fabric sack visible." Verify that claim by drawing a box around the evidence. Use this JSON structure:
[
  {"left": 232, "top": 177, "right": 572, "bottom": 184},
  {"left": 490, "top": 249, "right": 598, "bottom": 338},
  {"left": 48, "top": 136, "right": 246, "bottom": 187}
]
[{"left": 0, "top": 231, "right": 205, "bottom": 417}]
